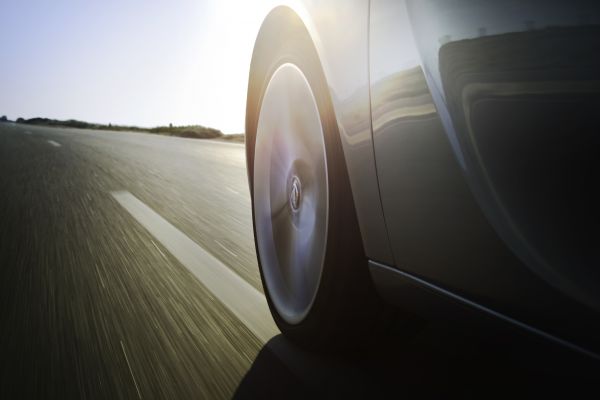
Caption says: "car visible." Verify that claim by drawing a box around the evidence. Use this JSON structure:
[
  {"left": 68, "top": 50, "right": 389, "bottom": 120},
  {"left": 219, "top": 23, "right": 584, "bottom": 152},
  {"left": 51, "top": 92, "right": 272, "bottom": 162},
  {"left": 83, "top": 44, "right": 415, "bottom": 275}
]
[{"left": 245, "top": 0, "right": 600, "bottom": 357}]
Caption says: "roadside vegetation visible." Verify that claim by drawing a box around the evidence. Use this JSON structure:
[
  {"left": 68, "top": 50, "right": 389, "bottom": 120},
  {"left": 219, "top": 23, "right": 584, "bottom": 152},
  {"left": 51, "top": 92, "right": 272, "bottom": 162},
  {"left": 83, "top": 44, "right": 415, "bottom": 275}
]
[{"left": 12, "top": 117, "right": 244, "bottom": 142}]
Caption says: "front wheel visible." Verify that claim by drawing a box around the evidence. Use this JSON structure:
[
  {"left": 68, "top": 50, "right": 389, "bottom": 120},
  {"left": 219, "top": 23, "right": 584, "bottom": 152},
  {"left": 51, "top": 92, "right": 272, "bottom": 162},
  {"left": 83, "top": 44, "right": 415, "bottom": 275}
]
[{"left": 248, "top": 32, "right": 383, "bottom": 351}]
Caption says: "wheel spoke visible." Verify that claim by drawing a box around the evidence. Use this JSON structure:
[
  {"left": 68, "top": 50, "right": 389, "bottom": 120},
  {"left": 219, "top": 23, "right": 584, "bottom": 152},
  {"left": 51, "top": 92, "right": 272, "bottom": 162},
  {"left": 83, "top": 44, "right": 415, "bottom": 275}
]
[{"left": 253, "top": 63, "right": 328, "bottom": 324}]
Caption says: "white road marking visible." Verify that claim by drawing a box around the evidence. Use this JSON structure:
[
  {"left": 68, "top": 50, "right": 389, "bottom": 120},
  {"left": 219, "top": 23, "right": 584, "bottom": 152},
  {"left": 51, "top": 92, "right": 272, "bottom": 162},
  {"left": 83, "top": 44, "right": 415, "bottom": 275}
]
[
  {"left": 24, "top": 130, "right": 32, "bottom": 135},
  {"left": 111, "top": 190, "right": 278, "bottom": 343},
  {"left": 214, "top": 239, "right": 238, "bottom": 258},
  {"left": 47, "top": 140, "right": 61, "bottom": 147},
  {"left": 120, "top": 341, "right": 142, "bottom": 399},
  {"left": 229, "top": 215, "right": 242, "bottom": 225},
  {"left": 225, "top": 186, "right": 239, "bottom": 195}
]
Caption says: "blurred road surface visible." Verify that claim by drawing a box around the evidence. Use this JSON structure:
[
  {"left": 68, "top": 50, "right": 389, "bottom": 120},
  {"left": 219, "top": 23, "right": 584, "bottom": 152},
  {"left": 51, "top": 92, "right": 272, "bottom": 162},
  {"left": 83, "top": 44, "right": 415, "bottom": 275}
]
[{"left": 0, "top": 123, "right": 597, "bottom": 399}]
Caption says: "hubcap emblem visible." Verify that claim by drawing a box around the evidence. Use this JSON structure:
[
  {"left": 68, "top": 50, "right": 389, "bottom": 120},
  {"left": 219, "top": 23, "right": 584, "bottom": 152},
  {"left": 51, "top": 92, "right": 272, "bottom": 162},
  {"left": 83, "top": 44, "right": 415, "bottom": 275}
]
[{"left": 290, "top": 176, "right": 301, "bottom": 211}]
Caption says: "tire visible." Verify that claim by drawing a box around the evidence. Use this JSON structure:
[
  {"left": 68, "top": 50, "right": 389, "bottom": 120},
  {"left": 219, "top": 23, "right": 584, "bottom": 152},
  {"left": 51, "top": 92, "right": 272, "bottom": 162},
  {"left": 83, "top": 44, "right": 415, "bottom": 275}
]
[{"left": 246, "top": 14, "right": 383, "bottom": 351}]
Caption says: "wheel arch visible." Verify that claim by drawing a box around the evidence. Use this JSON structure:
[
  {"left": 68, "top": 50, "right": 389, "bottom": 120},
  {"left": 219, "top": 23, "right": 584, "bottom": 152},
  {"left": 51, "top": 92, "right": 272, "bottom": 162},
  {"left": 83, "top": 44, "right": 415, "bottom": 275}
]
[
  {"left": 245, "top": 5, "right": 325, "bottom": 190},
  {"left": 245, "top": 3, "right": 395, "bottom": 264}
]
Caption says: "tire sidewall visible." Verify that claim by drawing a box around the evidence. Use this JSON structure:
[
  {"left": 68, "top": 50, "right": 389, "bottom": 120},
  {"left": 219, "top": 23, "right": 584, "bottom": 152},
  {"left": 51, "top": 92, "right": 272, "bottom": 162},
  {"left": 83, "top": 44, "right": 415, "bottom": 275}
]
[{"left": 247, "top": 27, "right": 377, "bottom": 349}]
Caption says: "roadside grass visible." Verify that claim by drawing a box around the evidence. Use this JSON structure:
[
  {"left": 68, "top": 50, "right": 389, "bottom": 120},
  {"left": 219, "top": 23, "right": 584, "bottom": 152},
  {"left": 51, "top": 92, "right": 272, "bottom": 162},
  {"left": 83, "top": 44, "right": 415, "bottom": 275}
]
[{"left": 14, "top": 117, "right": 245, "bottom": 143}]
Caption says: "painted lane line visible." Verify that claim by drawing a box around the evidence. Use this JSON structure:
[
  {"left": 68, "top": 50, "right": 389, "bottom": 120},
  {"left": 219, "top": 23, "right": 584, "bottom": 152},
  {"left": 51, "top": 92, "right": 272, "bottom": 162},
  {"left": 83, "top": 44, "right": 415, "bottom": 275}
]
[
  {"left": 111, "top": 191, "right": 278, "bottom": 343},
  {"left": 214, "top": 239, "right": 238, "bottom": 258},
  {"left": 24, "top": 130, "right": 32, "bottom": 135},
  {"left": 226, "top": 186, "right": 239, "bottom": 195},
  {"left": 120, "top": 341, "right": 142, "bottom": 399},
  {"left": 47, "top": 140, "right": 61, "bottom": 147}
]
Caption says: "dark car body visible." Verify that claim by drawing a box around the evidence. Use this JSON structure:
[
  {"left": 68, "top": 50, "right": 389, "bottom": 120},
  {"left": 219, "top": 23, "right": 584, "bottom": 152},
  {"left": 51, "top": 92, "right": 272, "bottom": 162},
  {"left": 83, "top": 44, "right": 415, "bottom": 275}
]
[{"left": 247, "top": 0, "right": 600, "bottom": 358}]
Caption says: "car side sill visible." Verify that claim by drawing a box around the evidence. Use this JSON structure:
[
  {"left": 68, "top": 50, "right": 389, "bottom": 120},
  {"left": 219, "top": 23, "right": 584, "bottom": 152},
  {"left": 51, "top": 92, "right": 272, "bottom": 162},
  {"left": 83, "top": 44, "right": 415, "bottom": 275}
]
[{"left": 368, "top": 260, "right": 600, "bottom": 361}]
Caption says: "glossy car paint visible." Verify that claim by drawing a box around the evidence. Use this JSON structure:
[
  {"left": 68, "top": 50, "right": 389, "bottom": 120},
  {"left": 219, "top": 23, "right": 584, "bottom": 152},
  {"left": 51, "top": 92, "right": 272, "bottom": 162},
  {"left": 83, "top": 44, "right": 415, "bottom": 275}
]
[
  {"left": 249, "top": 0, "right": 600, "bottom": 356},
  {"left": 246, "top": 0, "right": 394, "bottom": 265},
  {"left": 370, "top": 0, "right": 600, "bottom": 354}
]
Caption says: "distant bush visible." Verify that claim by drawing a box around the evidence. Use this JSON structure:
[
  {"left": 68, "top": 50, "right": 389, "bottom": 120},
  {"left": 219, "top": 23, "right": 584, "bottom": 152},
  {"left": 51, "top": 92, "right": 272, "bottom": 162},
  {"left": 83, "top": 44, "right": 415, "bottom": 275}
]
[
  {"left": 13, "top": 117, "right": 229, "bottom": 140},
  {"left": 149, "top": 125, "right": 223, "bottom": 139},
  {"left": 0, "top": 115, "right": 7, "bottom": 122}
]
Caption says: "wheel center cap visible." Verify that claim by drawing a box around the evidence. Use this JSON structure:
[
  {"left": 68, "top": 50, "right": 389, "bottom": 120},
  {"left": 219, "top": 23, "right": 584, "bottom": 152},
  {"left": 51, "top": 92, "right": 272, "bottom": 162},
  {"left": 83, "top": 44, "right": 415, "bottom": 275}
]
[{"left": 290, "top": 176, "right": 301, "bottom": 211}]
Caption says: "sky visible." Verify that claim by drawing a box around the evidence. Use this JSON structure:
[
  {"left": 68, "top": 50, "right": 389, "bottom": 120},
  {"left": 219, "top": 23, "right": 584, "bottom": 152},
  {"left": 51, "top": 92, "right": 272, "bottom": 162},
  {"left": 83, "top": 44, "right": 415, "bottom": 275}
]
[{"left": 0, "top": 0, "right": 277, "bottom": 133}]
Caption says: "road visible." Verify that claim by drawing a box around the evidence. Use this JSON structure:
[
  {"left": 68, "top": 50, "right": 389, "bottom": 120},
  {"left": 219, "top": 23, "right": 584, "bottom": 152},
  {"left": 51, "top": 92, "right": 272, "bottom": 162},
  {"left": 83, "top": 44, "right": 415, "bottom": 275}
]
[{"left": 0, "top": 123, "right": 597, "bottom": 399}]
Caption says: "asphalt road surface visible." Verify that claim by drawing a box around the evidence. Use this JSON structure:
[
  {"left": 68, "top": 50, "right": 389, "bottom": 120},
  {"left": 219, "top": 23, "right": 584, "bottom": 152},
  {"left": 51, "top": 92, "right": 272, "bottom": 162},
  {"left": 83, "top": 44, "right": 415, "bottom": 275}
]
[{"left": 0, "top": 122, "right": 597, "bottom": 399}]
